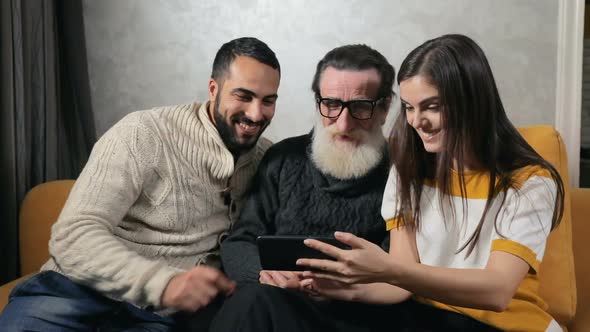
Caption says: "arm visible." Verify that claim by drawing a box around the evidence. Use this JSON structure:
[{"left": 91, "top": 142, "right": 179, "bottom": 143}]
[
  {"left": 49, "top": 120, "right": 182, "bottom": 309},
  {"left": 300, "top": 175, "right": 554, "bottom": 311},
  {"left": 301, "top": 232, "right": 528, "bottom": 311},
  {"left": 355, "top": 225, "right": 416, "bottom": 304},
  {"left": 220, "top": 148, "right": 281, "bottom": 284},
  {"left": 389, "top": 251, "right": 528, "bottom": 311}
]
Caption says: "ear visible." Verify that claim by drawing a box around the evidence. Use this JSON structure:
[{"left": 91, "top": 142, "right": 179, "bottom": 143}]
[
  {"left": 379, "top": 96, "right": 392, "bottom": 125},
  {"left": 382, "top": 96, "right": 393, "bottom": 111},
  {"left": 208, "top": 78, "right": 218, "bottom": 103}
]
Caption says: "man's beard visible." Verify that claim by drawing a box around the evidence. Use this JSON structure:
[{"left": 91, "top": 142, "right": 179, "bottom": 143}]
[
  {"left": 213, "top": 94, "right": 268, "bottom": 155},
  {"left": 311, "top": 117, "right": 386, "bottom": 180}
]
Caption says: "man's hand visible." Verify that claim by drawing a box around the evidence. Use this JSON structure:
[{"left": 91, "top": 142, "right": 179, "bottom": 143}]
[
  {"left": 162, "top": 265, "right": 235, "bottom": 312},
  {"left": 259, "top": 270, "right": 302, "bottom": 289}
]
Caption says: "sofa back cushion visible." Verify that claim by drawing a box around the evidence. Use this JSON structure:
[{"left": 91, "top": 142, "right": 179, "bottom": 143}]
[{"left": 518, "top": 126, "right": 576, "bottom": 325}]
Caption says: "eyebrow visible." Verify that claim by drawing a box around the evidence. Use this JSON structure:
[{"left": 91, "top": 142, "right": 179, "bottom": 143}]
[
  {"left": 321, "top": 97, "right": 377, "bottom": 102},
  {"left": 401, "top": 96, "right": 440, "bottom": 106},
  {"left": 231, "top": 88, "right": 278, "bottom": 100}
]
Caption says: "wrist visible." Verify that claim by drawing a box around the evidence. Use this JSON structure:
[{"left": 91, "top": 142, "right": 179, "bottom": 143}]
[
  {"left": 349, "top": 284, "right": 366, "bottom": 302},
  {"left": 384, "top": 257, "right": 406, "bottom": 285}
]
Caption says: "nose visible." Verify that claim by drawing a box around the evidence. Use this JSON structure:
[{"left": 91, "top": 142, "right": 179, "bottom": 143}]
[
  {"left": 245, "top": 100, "right": 265, "bottom": 122},
  {"left": 409, "top": 110, "right": 424, "bottom": 129},
  {"left": 335, "top": 107, "right": 356, "bottom": 132}
]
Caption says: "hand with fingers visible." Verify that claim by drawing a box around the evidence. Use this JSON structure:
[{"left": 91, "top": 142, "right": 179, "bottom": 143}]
[
  {"left": 259, "top": 270, "right": 303, "bottom": 290},
  {"left": 162, "top": 265, "right": 236, "bottom": 312},
  {"left": 300, "top": 277, "right": 361, "bottom": 302},
  {"left": 296, "top": 231, "right": 394, "bottom": 284}
]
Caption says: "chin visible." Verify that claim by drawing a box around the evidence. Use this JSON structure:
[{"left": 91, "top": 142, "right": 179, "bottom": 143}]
[
  {"left": 311, "top": 121, "right": 385, "bottom": 180},
  {"left": 238, "top": 138, "right": 259, "bottom": 149},
  {"left": 423, "top": 145, "right": 442, "bottom": 153}
]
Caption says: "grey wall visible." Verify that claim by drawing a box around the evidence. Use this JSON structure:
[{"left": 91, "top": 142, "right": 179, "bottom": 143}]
[{"left": 83, "top": 0, "right": 558, "bottom": 143}]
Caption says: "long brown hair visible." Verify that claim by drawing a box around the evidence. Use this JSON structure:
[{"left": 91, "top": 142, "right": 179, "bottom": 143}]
[{"left": 390, "top": 34, "right": 564, "bottom": 255}]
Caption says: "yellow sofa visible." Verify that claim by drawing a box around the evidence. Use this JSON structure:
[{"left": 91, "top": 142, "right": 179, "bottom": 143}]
[
  {"left": 0, "top": 126, "right": 588, "bottom": 331},
  {"left": 0, "top": 180, "right": 75, "bottom": 310}
]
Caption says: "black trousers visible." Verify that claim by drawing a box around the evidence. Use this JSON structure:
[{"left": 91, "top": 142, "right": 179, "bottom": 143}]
[
  {"left": 172, "top": 295, "right": 225, "bottom": 331},
  {"left": 209, "top": 284, "right": 501, "bottom": 332}
]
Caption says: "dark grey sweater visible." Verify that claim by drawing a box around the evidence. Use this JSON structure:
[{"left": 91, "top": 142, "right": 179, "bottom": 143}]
[{"left": 221, "top": 133, "right": 390, "bottom": 283}]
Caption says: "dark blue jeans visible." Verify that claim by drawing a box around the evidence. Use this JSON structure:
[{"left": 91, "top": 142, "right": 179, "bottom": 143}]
[{"left": 0, "top": 271, "right": 174, "bottom": 331}]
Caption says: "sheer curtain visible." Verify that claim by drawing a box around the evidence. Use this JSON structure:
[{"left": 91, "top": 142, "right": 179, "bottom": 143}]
[{"left": 0, "top": 0, "right": 96, "bottom": 283}]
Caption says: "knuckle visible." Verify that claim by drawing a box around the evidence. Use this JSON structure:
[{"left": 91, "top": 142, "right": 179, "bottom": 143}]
[
  {"left": 338, "top": 266, "right": 349, "bottom": 276},
  {"left": 342, "top": 256, "right": 354, "bottom": 265}
]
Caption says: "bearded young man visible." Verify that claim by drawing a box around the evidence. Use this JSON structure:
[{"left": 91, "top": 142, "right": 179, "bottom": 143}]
[
  {"left": 211, "top": 44, "right": 402, "bottom": 332},
  {"left": 0, "top": 37, "right": 280, "bottom": 331}
]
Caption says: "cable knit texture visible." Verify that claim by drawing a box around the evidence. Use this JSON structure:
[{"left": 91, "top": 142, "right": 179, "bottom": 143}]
[
  {"left": 41, "top": 102, "right": 271, "bottom": 311},
  {"left": 221, "top": 133, "right": 390, "bottom": 283}
]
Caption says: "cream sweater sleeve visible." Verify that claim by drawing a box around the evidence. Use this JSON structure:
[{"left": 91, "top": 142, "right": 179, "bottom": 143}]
[{"left": 48, "top": 116, "right": 182, "bottom": 309}]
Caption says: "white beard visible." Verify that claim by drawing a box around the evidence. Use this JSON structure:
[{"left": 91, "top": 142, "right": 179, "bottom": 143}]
[{"left": 311, "top": 117, "right": 386, "bottom": 180}]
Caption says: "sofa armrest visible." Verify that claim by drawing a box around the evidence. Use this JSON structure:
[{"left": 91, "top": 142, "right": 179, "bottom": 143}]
[
  {"left": 569, "top": 187, "right": 590, "bottom": 332},
  {"left": 0, "top": 274, "right": 34, "bottom": 313}
]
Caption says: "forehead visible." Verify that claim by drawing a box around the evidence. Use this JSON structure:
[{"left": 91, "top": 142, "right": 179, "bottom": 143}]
[
  {"left": 224, "top": 56, "right": 280, "bottom": 93},
  {"left": 319, "top": 67, "right": 381, "bottom": 99},
  {"left": 399, "top": 75, "right": 439, "bottom": 103}
]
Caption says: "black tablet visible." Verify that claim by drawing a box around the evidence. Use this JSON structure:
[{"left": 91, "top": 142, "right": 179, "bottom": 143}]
[{"left": 257, "top": 235, "right": 351, "bottom": 271}]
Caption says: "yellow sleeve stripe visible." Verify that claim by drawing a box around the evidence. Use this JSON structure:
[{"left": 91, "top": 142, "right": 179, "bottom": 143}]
[
  {"left": 385, "top": 217, "right": 402, "bottom": 231},
  {"left": 491, "top": 239, "right": 541, "bottom": 273}
]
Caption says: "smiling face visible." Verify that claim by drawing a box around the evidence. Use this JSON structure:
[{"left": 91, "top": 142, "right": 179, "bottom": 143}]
[
  {"left": 400, "top": 75, "right": 444, "bottom": 154},
  {"left": 208, "top": 56, "right": 280, "bottom": 155}
]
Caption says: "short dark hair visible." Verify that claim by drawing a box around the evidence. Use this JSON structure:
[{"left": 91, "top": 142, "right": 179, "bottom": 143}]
[
  {"left": 311, "top": 44, "right": 395, "bottom": 100},
  {"left": 211, "top": 37, "right": 280, "bottom": 81}
]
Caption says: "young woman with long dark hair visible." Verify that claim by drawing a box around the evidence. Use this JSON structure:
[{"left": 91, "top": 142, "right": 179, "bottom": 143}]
[{"left": 297, "top": 34, "right": 565, "bottom": 331}]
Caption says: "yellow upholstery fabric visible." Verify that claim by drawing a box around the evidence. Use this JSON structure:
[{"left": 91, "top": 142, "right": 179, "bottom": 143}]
[
  {"left": 19, "top": 180, "right": 75, "bottom": 275},
  {"left": 518, "top": 126, "right": 577, "bottom": 325},
  {"left": 0, "top": 274, "right": 33, "bottom": 311},
  {"left": 569, "top": 187, "right": 590, "bottom": 332}
]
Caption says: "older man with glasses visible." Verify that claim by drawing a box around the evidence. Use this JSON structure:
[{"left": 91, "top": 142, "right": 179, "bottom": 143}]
[{"left": 210, "top": 44, "right": 405, "bottom": 332}]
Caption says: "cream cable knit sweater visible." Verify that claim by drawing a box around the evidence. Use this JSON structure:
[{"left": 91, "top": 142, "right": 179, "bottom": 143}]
[{"left": 41, "top": 102, "right": 271, "bottom": 310}]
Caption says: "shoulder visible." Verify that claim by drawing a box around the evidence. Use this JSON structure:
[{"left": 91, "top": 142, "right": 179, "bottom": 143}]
[
  {"left": 252, "top": 136, "right": 273, "bottom": 161},
  {"left": 510, "top": 165, "right": 553, "bottom": 187},
  {"left": 498, "top": 166, "right": 559, "bottom": 222},
  {"left": 508, "top": 165, "right": 557, "bottom": 198},
  {"left": 264, "top": 133, "right": 310, "bottom": 159},
  {"left": 254, "top": 133, "right": 311, "bottom": 175},
  {"left": 384, "top": 163, "right": 399, "bottom": 188},
  {"left": 142, "top": 103, "right": 200, "bottom": 130},
  {"left": 99, "top": 105, "right": 184, "bottom": 165}
]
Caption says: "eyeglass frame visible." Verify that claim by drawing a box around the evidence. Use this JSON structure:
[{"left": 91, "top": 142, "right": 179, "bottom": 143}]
[{"left": 316, "top": 96, "right": 386, "bottom": 120}]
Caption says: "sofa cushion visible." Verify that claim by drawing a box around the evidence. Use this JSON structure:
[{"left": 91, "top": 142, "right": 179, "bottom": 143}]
[
  {"left": 0, "top": 274, "right": 33, "bottom": 312},
  {"left": 518, "top": 126, "right": 576, "bottom": 325}
]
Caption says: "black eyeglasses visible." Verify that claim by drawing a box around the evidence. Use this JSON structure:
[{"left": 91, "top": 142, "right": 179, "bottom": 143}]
[{"left": 316, "top": 97, "right": 384, "bottom": 120}]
